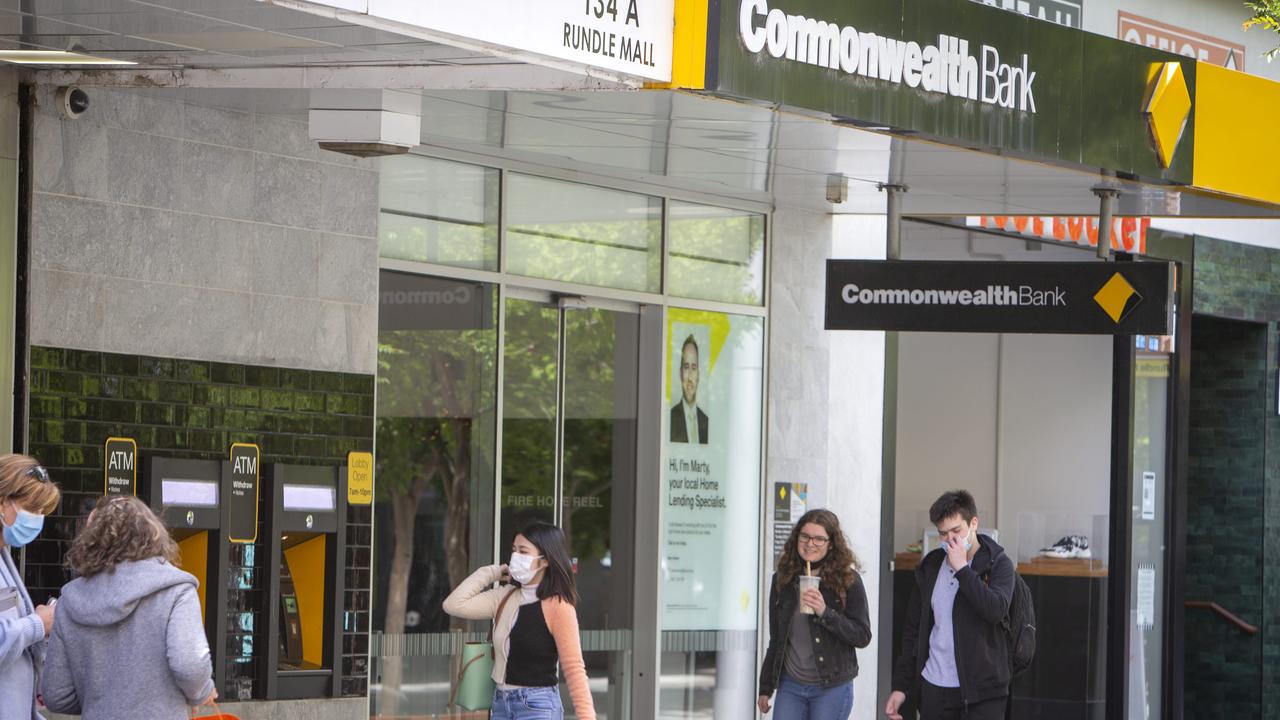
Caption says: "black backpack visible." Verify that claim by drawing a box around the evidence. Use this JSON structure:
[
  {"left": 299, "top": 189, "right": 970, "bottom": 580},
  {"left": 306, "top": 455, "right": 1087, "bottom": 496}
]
[
  {"left": 982, "top": 566, "right": 1036, "bottom": 676},
  {"left": 1002, "top": 572, "right": 1036, "bottom": 676}
]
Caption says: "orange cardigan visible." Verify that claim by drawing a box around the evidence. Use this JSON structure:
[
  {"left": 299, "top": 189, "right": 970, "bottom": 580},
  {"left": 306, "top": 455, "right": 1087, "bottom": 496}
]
[{"left": 443, "top": 565, "right": 596, "bottom": 719}]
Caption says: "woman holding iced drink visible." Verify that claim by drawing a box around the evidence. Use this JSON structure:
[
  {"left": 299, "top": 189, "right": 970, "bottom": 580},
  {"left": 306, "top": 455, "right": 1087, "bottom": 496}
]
[{"left": 757, "top": 509, "right": 872, "bottom": 719}]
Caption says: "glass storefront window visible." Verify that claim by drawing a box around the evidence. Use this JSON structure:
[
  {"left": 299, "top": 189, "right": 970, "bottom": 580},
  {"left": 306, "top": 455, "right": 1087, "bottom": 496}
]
[
  {"left": 499, "top": 298, "right": 560, "bottom": 540},
  {"left": 370, "top": 272, "right": 498, "bottom": 718},
  {"left": 667, "top": 202, "right": 765, "bottom": 306},
  {"left": 659, "top": 309, "right": 764, "bottom": 718},
  {"left": 506, "top": 174, "right": 661, "bottom": 293},
  {"left": 379, "top": 155, "right": 499, "bottom": 270}
]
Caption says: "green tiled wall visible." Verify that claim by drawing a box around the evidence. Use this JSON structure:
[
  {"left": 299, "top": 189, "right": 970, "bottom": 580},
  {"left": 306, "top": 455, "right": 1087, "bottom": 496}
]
[
  {"left": 24, "top": 346, "right": 373, "bottom": 700},
  {"left": 1190, "top": 236, "right": 1280, "bottom": 719}
]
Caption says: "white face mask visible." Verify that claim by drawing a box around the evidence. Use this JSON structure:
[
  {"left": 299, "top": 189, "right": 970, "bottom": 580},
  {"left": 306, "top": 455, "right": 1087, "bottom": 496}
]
[{"left": 509, "top": 552, "right": 543, "bottom": 585}]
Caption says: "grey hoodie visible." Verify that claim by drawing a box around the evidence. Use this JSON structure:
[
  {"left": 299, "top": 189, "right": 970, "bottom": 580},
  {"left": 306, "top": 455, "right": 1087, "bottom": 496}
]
[{"left": 39, "top": 558, "right": 214, "bottom": 719}]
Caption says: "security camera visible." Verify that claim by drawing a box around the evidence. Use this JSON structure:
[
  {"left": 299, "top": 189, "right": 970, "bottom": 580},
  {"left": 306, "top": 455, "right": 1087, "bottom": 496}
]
[{"left": 55, "top": 87, "right": 89, "bottom": 119}]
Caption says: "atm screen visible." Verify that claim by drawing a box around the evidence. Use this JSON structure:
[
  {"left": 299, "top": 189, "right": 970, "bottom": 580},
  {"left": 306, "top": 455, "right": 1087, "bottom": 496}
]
[
  {"left": 161, "top": 479, "right": 219, "bottom": 508},
  {"left": 282, "top": 484, "right": 335, "bottom": 511},
  {"left": 284, "top": 596, "right": 298, "bottom": 613}
]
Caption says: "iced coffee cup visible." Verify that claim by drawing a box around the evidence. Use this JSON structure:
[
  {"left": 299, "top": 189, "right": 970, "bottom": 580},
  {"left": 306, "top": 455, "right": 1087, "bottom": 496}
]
[{"left": 799, "top": 575, "right": 820, "bottom": 614}]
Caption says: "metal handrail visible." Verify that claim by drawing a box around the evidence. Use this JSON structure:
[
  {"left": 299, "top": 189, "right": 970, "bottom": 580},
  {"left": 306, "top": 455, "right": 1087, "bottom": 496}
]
[{"left": 1185, "top": 601, "right": 1259, "bottom": 635}]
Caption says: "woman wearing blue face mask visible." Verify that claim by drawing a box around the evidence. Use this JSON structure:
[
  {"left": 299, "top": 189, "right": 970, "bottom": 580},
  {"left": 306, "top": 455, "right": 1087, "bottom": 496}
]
[{"left": 0, "top": 454, "right": 61, "bottom": 719}]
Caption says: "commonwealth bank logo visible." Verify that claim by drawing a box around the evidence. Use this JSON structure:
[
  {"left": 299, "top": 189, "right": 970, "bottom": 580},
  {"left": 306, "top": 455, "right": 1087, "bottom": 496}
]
[
  {"left": 1144, "top": 61, "right": 1191, "bottom": 168},
  {"left": 1093, "top": 273, "right": 1143, "bottom": 324}
]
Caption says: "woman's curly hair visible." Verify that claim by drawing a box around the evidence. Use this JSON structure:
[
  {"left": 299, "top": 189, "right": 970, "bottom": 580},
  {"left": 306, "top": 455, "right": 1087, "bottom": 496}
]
[
  {"left": 775, "top": 509, "right": 864, "bottom": 601},
  {"left": 66, "top": 495, "right": 178, "bottom": 577}
]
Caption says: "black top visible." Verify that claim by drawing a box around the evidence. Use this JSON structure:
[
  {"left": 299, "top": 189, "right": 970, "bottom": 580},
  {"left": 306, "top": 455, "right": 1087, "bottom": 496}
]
[
  {"left": 505, "top": 602, "right": 558, "bottom": 687},
  {"left": 892, "top": 534, "right": 1016, "bottom": 705}
]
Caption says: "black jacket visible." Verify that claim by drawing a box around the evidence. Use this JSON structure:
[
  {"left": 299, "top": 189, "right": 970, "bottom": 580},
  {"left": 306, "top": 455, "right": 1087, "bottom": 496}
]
[
  {"left": 892, "top": 534, "right": 1015, "bottom": 705},
  {"left": 758, "top": 571, "right": 872, "bottom": 697}
]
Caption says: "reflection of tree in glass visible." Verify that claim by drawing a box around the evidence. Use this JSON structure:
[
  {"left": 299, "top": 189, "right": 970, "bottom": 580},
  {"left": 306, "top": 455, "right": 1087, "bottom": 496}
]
[
  {"left": 507, "top": 215, "right": 661, "bottom": 293},
  {"left": 561, "top": 310, "right": 624, "bottom": 566},
  {"left": 375, "top": 313, "right": 496, "bottom": 715},
  {"left": 500, "top": 301, "right": 559, "bottom": 541},
  {"left": 667, "top": 210, "right": 765, "bottom": 305}
]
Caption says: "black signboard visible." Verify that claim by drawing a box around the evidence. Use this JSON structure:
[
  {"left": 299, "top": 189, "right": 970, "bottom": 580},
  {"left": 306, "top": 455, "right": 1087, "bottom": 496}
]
[
  {"left": 825, "top": 260, "right": 1173, "bottom": 334},
  {"left": 104, "top": 437, "right": 137, "bottom": 495},
  {"left": 227, "top": 443, "right": 260, "bottom": 544}
]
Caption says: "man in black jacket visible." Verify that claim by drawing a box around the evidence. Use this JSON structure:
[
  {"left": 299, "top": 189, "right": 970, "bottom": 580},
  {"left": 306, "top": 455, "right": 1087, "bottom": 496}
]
[{"left": 886, "top": 490, "right": 1014, "bottom": 720}]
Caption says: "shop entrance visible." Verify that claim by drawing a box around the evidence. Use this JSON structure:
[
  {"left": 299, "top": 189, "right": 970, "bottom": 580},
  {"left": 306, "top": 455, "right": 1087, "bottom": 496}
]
[
  {"left": 499, "top": 289, "right": 640, "bottom": 718},
  {"left": 882, "top": 228, "right": 1181, "bottom": 720}
]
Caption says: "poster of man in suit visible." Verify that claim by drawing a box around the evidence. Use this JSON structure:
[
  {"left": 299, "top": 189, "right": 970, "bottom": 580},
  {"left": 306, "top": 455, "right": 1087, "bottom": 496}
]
[{"left": 670, "top": 334, "right": 709, "bottom": 444}]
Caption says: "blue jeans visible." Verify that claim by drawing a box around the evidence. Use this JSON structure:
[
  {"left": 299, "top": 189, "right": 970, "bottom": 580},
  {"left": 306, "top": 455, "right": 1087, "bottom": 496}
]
[
  {"left": 491, "top": 686, "right": 564, "bottom": 720},
  {"left": 772, "top": 673, "right": 854, "bottom": 720}
]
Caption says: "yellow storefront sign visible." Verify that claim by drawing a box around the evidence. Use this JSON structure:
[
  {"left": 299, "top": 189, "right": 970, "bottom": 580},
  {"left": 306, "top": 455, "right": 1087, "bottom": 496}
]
[{"left": 347, "top": 451, "right": 374, "bottom": 505}]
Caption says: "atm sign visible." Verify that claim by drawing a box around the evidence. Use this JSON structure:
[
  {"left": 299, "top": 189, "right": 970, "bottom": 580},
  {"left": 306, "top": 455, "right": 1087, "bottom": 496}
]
[{"left": 347, "top": 452, "right": 373, "bottom": 506}]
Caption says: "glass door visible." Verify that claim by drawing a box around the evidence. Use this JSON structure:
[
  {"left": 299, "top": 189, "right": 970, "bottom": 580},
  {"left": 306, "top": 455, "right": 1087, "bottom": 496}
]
[
  {"left": 501, "top": 291, "right": 640, "bottom": 719},
  {"left": 1127, "top": 338, "right": 1171, "bottom": 719}
]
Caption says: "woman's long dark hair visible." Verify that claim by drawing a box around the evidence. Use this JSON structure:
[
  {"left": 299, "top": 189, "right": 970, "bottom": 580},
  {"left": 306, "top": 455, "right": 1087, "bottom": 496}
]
[
  {"left": 517, "top": 521, "right": 578, "bottom": 606},
  {"left": 775, "top": 509, "right": 863, "bottom": 601}
]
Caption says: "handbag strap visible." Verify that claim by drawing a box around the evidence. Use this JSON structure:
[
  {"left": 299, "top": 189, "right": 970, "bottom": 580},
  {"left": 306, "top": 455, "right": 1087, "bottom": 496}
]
[
  {"left": 189, "top": 700, "right": 224, "bottom": 718},
  {"left": 449, "top": 586, "right": 519, "bottom": 709}
]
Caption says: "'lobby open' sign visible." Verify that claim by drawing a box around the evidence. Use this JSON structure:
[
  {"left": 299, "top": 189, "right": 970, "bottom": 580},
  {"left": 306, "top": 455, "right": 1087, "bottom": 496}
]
[{"left": 825, "top": 260, "right": 1174, "bottom": 335}]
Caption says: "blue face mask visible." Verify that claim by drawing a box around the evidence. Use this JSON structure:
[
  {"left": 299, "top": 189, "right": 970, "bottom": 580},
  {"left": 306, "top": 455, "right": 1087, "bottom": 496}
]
[{"left": 3, "top": 507, "right": 44, "bottom": 548}]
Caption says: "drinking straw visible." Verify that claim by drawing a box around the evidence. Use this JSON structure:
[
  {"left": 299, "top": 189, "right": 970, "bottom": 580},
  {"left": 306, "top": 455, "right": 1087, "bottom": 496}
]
[{"left": 807, "top": 560, "right": 812, "bottom": 577}]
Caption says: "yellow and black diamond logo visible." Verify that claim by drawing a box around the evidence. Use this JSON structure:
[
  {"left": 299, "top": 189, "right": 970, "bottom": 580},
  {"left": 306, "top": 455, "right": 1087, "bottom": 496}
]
[{"left": 1094, "top": 273, "right": 1144, "bottom": 324}]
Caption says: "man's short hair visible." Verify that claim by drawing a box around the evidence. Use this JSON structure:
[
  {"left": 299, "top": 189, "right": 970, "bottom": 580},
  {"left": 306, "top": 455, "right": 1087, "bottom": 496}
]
[
  {"left": 930, "top": 489, "right": 978, "bottom": 525},
  {"left": 682, "top": 334, "right": 699, "bottom": 357}
]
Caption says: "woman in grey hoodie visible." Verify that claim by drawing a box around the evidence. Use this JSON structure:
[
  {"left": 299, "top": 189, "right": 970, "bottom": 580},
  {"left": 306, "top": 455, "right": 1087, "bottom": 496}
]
[{"left": 40, "top": 495, "right": 217, "bottom": 719}]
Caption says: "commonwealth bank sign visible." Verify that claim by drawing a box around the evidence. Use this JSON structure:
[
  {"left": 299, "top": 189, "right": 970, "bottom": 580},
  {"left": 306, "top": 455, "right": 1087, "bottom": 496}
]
[{"left": 738, "top": 0, "right": 1039, "bottom": 112}]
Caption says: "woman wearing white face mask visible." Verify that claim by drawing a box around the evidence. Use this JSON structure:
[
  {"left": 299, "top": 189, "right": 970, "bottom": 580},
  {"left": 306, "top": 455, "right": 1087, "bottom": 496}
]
[
  {"left": 444, "top": 521, "right": 595, "bottom": 720},
  {"left": 0, "top": 454, "right": 61, "bottom": 720}
]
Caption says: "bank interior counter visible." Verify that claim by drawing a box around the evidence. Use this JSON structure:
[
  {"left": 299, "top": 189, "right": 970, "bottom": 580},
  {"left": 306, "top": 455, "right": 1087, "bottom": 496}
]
[
  {"left": 144, "top": 457, "right": 230, "bottom": 693},
  {"left": 261, "top": 464, "right": 346, "bottom": 700}
]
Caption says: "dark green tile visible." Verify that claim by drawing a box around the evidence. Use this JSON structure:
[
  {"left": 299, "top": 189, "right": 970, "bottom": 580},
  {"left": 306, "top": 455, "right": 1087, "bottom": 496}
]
[
  {"left": 175, "top": 360, "right": 210, "bottom": 382},
  {"left": 98, "top": 377, "right": 122, "bottom": 398},
  {"left": 229, "top": 388, "right": 260, "bottom": 408},
  {"left": 100, "top": 400, "right": 138, "bottom": 424},
  {"left": 244, "top": 366, "right": 280, "bottom": 387},
  {"left": 343, "top": 373, "right": 374, "bottom": 395},
  {"left": 294, "top": 392, "right": 326, "bottom": 413},
  {"left": 159, "top": 381, "right": 193, "bottom": 404},
  {"left": 29, "top": 347, "right": 63, "bottom": 370},
  {"left": 102, "top": 353, "right": 139, "bottom": 376},
  {"left": 123, "top": 378, "right": 160, "bottom": 401},
  {"left": 260, "top": 389, "right": 293, "bottom": 411},
  {"left": 210, "top": 363, "right": 245, "bottom": 385},
  {"left": 139, "top": 357, "right": 174, "bottom": 378},
  {"left": 30, "top": 396, "right": 63, "bottom": 419},
  {"left": 281, "top": 370, "right": 312, "bottom": 390},
  {"left": 342, "top": 416, "right": 373, "bottom": 438},
  {"left": 65, "top": 350, "right": 102, "bottom": 373},
  {"left": 140, "top": 403, "right": 175, "bottom": 426},
  {"left": 313, "top": 373, "right": 345, "bottom": 392},
  {"left": 296, "top": 436, "right": 328, "bottom": 457},
  {"left": 46, "top": 371, "right": 82, "bottom": 395}
]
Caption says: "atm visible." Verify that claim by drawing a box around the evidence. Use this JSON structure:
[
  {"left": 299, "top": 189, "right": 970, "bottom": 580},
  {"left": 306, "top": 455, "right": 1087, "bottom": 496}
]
[
  {"left": 144, "top": 457, "right": 230, "bottom": 693},
  {"left": 261, "top": 464, "right": 346, "bottom": 699}
]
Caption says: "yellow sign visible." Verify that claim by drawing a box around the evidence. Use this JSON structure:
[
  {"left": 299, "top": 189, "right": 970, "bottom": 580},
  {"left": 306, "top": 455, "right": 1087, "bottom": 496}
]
[
  {"left": 1093, "top": 273, "right": 1143, "bottom": 324},
  {"left": 347, "top": 451, "right": 373, "bottom": 505}
]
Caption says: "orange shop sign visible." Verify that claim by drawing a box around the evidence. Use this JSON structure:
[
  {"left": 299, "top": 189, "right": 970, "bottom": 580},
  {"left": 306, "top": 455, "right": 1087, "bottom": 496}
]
[
  {"left": 970, "top": 215, "right": 1150, "bottom": 254},
  {"left": 1118, "top": 11, "right": 1245, "bottom": 71}
]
